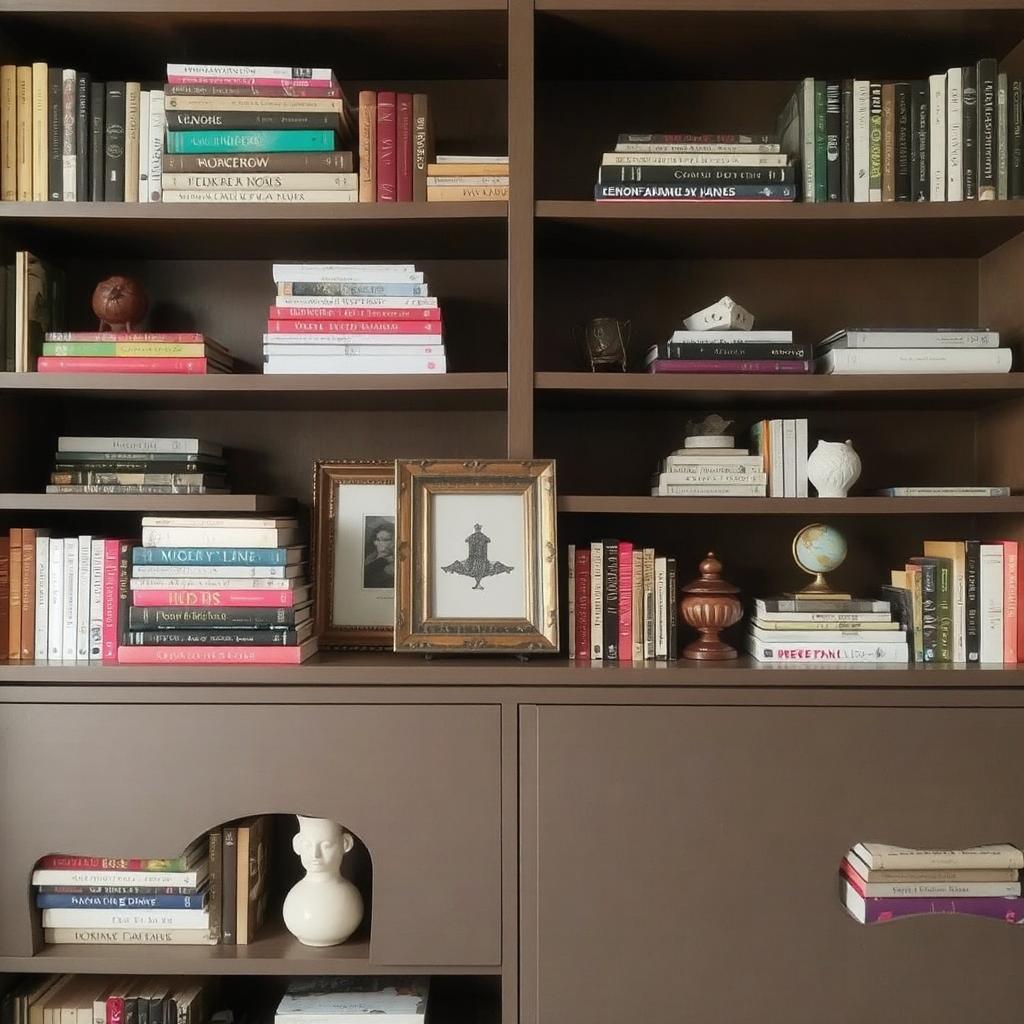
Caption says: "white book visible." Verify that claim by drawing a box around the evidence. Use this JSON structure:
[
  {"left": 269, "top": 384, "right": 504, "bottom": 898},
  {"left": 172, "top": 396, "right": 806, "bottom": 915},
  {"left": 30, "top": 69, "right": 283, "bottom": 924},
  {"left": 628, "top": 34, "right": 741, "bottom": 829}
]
[
  {"left": 162, "top": 189, "right": 358, "bottom": 203},
  {"left": 130, "top": 577, "right": 295, "bottom": 590},
  {"left": 263, "top": 354, "right": 446, "bottom": 374},
  {"left": 62, "top": 537, "right": 79, "bottom": 661},
  {"left": 272, "top": 265, "right": 422, "bottom": 283},
  {"left": 125, "top": 81, "right": 140, "bottom": 202},
  {"left": 747, "top": 637, "right": 909, "bottom": 662},
  {"left": 567, "top": 544, "right": 576, "bottom": 660},
  {"left": 132, "top": 564, "right": 297, "bottom": 579},
  {"left": 44, "top": 927, "right": 214, "bottom": 946},
  {"left": 32, "top": 866, "right": 208, "bottom": 887},
  {"left": 795, "top": 418, "right": 809, "bottom": 498},
  {"left": 61, "top": 69, "right": 76, "bottom": 201},
  {"left": 654, "top": 557, "right": 668, "bottom": 658},
  {"left": 147, "top": 89, "right": 164, "bottom": 202},
  {"left": 817, "top": 348, "right": 1011, "bottom": 375},
  {"left": 42, "top": 908, "right": 210, "bottom": 929},
  {"left": 275, "top": 295, "right": 438, "bottom": 309},
  {"left": 769, "top": 419, "right": 785, "bottom": 497},
  {"left": 819, "top": 328, "right": 999, "bottom": 349},
  {"left": 264, "top": 344, "right": 443, "bottom": 359},
  {"left": 853, "top": 80, "right": 871, "bottom": 202},
  {"left": 163, "top": 172, "right": 359, "bottom": 191},
  {"left": 849, "top": 877, "right": 1019, "bottom": 898},
  {"left": 615, "top": 142, "right": 780, "bottom": 154},
  {"left": 34, "top": 534, "right": 49, "bottom": 660},
  {"left": 750, "top": 625, "right": 907, "bottom": 643},
  {"left": 754, "top": 609, "right": 892, "bottom": 623},
  {"left": 47, "top": 539, "right": 64, "bottom": 660},
  {"left": 801, "top": 77, "right": 815, "bottom": 203},
  {"left": 138, "top": 90, "right": 150, "bottom": 203},
  {"left": 601, "top": 152, "right": 789, "bottom": 168},
  {"left": 980, "top": 543, "right": 1004, "bottom": 662},
  {"left": 998, "top": 72, "right": 1009, "bottom": 200},
  {"left": 436, "top": 154, "right": 508, "bottom": 163},
  {"left": 929, "top": 74, "right": 946, "bottom": 201},
  {"left": 666, "top": 330, "right": 792, "bottom": 344},
  {"left": 429, "top": 175, "right": 508, "bottom": 186},
  {"left": 58, "top": 436, "right": 220, "bottom": 455},
  {"left": 853, "top": 841, "right": 1024, "bottom": 870},
  {"left": 632, "top": 549, "right": 644, "bottom": 663},
  {"left": 653, "top": 483, "right": 766, "bottom": 497},
  {"left": 947, "top": 67, "right": 963, "bottom": 201},
  {"left": 167, "top": 63, "right": 334, "bottom": 81},
  {"left": 654, "top": 470, "right": 766, "bottom": 485},
  {"left": 663, "top": 455, "right": 761, "bottom": 469},
  {"left": 264, "top": 333, "right": 441, "bottom": 346},
  {"left": 141, "top": 527, "right": 300, "bottom": 548},
  {"left": 141, "top": 516, "right": 296, "bottom": 528},
  {"left": 76, "top": 536, "right": 92, "bottom": 659},
  {"left": 89, "top": 539, "right": 105, "bottom": 661},
  {"left": 590, "top": 541, "right": 603, "bottom": 660},
  {"left": 642, "top": 562, "right": 656, "bottom": 661},
  {"left": 782, "top": 419, "right": 797, "bottom": 497}
]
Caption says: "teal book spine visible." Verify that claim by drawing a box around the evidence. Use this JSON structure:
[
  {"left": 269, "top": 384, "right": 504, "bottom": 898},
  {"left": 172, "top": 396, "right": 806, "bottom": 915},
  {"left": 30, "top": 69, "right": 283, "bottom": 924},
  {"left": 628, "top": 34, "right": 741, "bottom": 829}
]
[
  {"left": 814, "top": 80, "right": 828, "bottom": 202},
  {"left": 165, "top": 130, "right": 334, "bottom": 154}
]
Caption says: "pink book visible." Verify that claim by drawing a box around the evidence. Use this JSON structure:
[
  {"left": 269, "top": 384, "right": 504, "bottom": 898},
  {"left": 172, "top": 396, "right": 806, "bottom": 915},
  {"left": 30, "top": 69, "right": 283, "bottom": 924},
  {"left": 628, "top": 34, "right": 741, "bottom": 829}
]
[
  {"left": 101, "top": 539, "right": 120, "bottom": 663},
  {"left": 1002, "top": 540, "right": 1019, "bottom": 663},
  {"left": 265, "top": 319, "right": 441, "bottom": 335},
  {"left": 166, "top": 76, "right": 332, "bottom": 89},
  {"left": 117, "top": 641, "right": 316, "bottom": 665},
  {"left": 46, "top": 332, "right": 207, "bottom": 342},
  {"left": 37, "top": 357, "right": 214, "bottom": 374},
  {"left": 376, "top": 91, "right": 396, "bottom": 201},
  {"left": 618, "top": 541, "right": 633, "bottom": 662},
  {"left": 647, "top": 359, "right": 811, "bottom": 374},
  {"left": 132, "top": 588, "right": 308, "bottom": 607},
  {"left": 396, "top": 92, "right": 412, "bottom": 201},
  {"left": 270, "top": 305, "right": 441, "bottom": 321}
]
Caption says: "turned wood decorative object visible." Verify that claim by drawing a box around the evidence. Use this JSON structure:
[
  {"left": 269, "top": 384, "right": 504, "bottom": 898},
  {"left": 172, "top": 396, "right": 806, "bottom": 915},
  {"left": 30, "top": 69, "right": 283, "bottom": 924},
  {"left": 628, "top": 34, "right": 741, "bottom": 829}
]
[
  {"left": 92, "top": 275, "right": 149, "bottom": 332},
  {"left": 678, "top": 551, "right": 743, "bottom": 661}
]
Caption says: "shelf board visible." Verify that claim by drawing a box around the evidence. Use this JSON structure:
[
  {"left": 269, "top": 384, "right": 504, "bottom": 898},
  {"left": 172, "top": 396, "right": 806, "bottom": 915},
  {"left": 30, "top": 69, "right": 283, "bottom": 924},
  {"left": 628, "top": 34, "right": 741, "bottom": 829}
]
[
  {"left": 535, "top": 200, "right": 1024, "bottom": 258},
  {"left": 0, "top": 373, "right": 508, "bottom": 411},
  {"left": 0, "top": 202, "right": 508, "bottom": 259},
  {"left": 558, "top": 496, "right": 1024, "bottom": 515},
  {"left": 0, "top": 494, "right": 293, "bottom": 513}
]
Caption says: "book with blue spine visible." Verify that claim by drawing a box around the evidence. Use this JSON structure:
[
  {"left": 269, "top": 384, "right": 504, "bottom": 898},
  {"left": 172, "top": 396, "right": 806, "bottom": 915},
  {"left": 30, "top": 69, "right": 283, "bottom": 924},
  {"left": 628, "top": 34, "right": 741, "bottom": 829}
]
[
  {"left": 165, "top": 130, "right": 335, "bottom": 154},
  {"left": 132, "top": 546, "right": 303, "bottom": 566},
  {"left": 37, "top": 891, "right": 207, "bottom": 909}
]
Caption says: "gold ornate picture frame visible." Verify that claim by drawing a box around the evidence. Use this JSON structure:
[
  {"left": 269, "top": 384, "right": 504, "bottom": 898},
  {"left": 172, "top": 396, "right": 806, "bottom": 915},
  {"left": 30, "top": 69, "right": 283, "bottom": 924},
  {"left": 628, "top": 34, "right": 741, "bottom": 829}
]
[{"left": 395, "top": 459, "right": 559, "bottom": 653}]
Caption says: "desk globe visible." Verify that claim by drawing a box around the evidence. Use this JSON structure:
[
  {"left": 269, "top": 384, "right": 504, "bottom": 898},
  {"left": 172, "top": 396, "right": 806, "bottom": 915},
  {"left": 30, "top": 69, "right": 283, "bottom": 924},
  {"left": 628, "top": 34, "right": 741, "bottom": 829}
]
[{"left": 791, "top": 523, "right": 850, "bottom": 599}]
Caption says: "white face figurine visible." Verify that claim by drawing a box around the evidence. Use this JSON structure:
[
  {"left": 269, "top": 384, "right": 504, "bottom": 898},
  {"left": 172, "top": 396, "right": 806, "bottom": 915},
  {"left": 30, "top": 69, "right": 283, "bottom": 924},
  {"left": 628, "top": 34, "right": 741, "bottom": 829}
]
[{"left": 293, "top": 816, "right": 353, "bottom": 877}]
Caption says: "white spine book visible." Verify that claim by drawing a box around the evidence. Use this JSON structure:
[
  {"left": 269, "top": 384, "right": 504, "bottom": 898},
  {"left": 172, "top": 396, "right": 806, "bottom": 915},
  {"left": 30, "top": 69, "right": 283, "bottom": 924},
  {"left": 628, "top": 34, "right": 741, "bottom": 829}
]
[
  {"left": 138, "top": 90, "right": 151, "bottom": 203},
  {"left": 162, "top": 189, "right": 358, "bottom": 203},
  {"left": 782, "top": 419, "right": 797, "bottom": 497},
  {"left": 89, "top": 539, "right": 105, "bottom": 660},
  {"left": 654, "top": 557, "right": 668, "bottom": 659},
  {"left": 801, "top": 77, "right": 816, "bottom": 204},
  {"left": 76, "top": 536, "right": 92, "bottom": 660},
  {"left": 275, "top": 295, "right": 438, "bottom": 309},
  {"left": 947, "top": 67, "right": 963, "bottom": 201},
  {"left": 979, "top": 543, "right": 1005, "bottom": 663},
  {"left": 590, "top": 541, "right": 603, "bottom": 660},
  {"left": 62, "top": 537, "right": 78, "bottom": 661},
  {"left": 167, "top": 63, "right": 334, "bottom": 81},
  {"left": 929, "top": 74, "right": 946, "bottom": 201},
  {"left": 653, "top": 484, "right": 767, "bottom": 497},
  {"left": 614, "top": 142, "right": 779, "bottom": 154},
  {"left": 263, "top": 354, "right": 445, "bottom": 374},
  {"left": 42, "top": 908, "right": 210, "bottom": 929},
  {"left": 132, "top": 564, "right": 295, "bottom": 579},
  {"left": 47, "top": 539, "right": 64, "bottom": 660},
  {"left": 795, "top": 418, "right": 809, "bottom": 497},
  {"left": 600, "top": 152, "right": 789, "bottom": 168},
  {"left": 567, "top": 544, "right": 575, "bottom": 659},
  {"left": 632, "top": 549, "right": 644, "bottom": 663},
  {"left": 130, "top": 577, "right": 294, "bottom": 590},
  {"left": 148, "top": 89, "right": 164, "bottom": 202},
  {"left": 769, "top": 419, "right": 785, "bottom": 497},
  {"left": 34, "top": 535, "right": 49, "bottom": 660},
  {"left": 818, "top": 347, "right": 1011, "bottom": 375},
  {"left": 998, "top": 73, "right": 1009, "bottom": 201},
  {"left": 853, "top": 80, "right": 871, "bottom": 202},
  {"left": 271, "top": 266, "right": 422, "bottom": 284},
  {"left": 61, "top": 69, "right": 76, "bottom": 201}
]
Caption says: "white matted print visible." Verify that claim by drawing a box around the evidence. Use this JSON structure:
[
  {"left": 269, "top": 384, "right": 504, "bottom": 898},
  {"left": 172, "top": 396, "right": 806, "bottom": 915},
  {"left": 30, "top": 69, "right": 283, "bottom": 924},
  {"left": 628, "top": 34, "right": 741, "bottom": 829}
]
[
  {"left": 333, "top": 481, "right": 396, "bottom": 628},
  {"left": 430, "top": 492, "right": 528, "bottom": 619}
]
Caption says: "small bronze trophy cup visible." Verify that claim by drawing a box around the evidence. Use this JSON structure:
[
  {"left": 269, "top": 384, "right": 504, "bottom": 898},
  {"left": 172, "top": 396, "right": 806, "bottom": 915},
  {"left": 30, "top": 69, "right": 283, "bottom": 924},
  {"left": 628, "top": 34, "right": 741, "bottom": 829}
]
[{"left": 572, "top": 317, "right": 629, "bottom": 372}]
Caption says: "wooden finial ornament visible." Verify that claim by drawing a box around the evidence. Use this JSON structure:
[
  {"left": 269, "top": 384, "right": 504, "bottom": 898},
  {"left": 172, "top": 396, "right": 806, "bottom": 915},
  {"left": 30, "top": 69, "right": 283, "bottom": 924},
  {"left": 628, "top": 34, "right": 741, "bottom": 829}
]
[{"left": 678, "top": 551, "right": 743, "bottom": 660}]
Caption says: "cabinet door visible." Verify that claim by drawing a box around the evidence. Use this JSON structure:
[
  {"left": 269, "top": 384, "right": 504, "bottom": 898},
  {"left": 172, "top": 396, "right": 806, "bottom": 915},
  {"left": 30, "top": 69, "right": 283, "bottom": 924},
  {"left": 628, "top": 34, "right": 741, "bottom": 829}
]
[
  {"left": 0, "top": 703, "right": 500, "bottom": 965},
  {"left": 521, "top": 705, "right": 1024, "bottom": 1024}
]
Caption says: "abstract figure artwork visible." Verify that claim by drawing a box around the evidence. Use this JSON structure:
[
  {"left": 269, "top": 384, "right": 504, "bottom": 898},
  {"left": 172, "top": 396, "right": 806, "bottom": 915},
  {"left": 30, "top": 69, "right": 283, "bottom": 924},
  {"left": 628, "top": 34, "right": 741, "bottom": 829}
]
[{"left": 441, "top": 524, "right": 515, "bottom": 590}]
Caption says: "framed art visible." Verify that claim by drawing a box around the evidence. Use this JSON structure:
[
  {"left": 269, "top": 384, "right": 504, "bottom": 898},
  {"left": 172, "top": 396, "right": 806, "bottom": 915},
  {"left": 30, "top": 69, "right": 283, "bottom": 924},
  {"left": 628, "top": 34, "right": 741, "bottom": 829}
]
[
  {"left": 313, "top": 460, "right": 396, "bottom": 649},
  {"left": 394, "top": 459, "right": 559, "bottom": 653}
]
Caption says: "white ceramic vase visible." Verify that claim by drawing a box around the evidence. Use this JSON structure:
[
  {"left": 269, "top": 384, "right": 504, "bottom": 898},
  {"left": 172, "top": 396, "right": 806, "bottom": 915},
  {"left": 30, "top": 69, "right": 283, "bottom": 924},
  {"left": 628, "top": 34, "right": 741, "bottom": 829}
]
[
  {"left": 806, "top": 439, "right": 861, "bottom": 498},
  {"left": 282, "top": 815, "right": 364, "bottom": 947}
]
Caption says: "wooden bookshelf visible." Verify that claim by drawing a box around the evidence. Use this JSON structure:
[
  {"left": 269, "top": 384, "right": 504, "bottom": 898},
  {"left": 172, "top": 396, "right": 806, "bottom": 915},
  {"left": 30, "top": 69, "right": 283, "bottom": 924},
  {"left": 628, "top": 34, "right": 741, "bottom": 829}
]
[{"left": 558, "top": 495, "right": 1024, "bottom": 514}]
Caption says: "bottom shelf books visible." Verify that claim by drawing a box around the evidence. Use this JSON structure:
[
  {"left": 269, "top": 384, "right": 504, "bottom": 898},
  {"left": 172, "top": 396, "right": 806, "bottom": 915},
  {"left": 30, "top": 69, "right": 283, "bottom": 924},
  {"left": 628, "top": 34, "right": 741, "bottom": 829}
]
[{"left": 275, "top": 978, "right": 429, "bottom": 1024}]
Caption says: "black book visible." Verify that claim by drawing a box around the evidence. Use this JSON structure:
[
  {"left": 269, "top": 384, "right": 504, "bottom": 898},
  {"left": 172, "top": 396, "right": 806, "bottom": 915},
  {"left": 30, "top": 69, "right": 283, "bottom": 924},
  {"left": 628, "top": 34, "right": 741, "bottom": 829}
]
[
  {"left": 126, "top": 628, "right": 303, "bottom": 646},
  {"left": 977, "top": 57, "right": 998, "bottom": 200},
  {"left": 910, "top": 558, "right": 938, "bottom": 661},
  {"left": 89, "top": 80, "right": 105, "bottom": 201},
  {"left": 653, "top": 341, "right": 812, "bottom": 361},
  {"left": 117, "top": 540, "right": 132, "bottom": 647},
  {"left": 910, "top": 557, "right": 951, "bottom": 663},
  {"left": 1012, "top": 78, "right": 1024, "bottom": 199},
  {"left": 104, "top": 81, "right": 126, "bottom": 201},
  {"left": 964, "top": 540, "right": 981, "bottom": 662},
  {"left": 602, "top": 539, "right": 619, "bottom": 661},
  {"left": 75, "top": 72, "right": 90, "bottom": 200},
  {"left": 910, "top": 80, "right": 929, "bottom": 201},
  {"left": 128, "top": 604, "right": 311, "bottom": 628},
  {"left": 4, "top": 267, "right": 14, "bottom": 372},
  {"left": 47, "top": 67, "right": 62, "bottom": 200},
  {"left": 825, "top": 80, "right": 841, "bottom": 201},
  {"left": 597, "top": 165, "right": 794, "bottom": 185},
  {"left": 138, "top": 994, "right": 150, "bottom": 1024},
  {"left": 881, "top": 585, "right": 915, "bottom": 661},
  {"left": 841, "top": 78, "right": 854, "bottom": 201},
  {"left": 165, "top": 109, "right": 341, "bottom": 131},
  {"left": 963, "top": 64, "right": 978, "bottom": 199},
  {"left": 666, "top": 557, "right": 678, "bottom": 661},
  {"left": 125, "top": 998, "right": 138, "bottom": 1024},
  {"left": 894, "top": 82, "right": 912, "bottom": 200}
]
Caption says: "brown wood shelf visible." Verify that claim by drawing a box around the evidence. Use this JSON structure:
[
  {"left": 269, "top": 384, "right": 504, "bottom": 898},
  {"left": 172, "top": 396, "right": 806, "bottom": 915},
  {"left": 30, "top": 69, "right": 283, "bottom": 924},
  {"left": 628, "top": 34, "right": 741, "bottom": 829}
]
[
  {"left": 3, "top": 0, "right": 505, "bottom": 10},
  {"left": 0, "top": 494, "right": 294, "bottom": 513},
  {"left": 558, "top": 495, "right": 1024, "bottom": 515}
]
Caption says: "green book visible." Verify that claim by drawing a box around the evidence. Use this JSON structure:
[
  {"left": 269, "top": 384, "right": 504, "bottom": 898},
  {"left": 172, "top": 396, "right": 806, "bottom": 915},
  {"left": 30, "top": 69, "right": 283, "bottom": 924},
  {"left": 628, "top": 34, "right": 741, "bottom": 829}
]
[
  {"left": 165, "top": 129, "right": 335, "bottom": 154},
  {"left": 869, "top": 83, "right": 883, "bottom": 200},
  {"left": 814, "top": 80, "right": 827, "bottom": 202}
]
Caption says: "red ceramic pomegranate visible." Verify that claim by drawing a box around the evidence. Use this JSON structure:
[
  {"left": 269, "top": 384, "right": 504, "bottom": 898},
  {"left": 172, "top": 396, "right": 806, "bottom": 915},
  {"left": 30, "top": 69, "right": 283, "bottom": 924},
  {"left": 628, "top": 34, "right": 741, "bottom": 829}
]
[{"left": 92, "top": 275, "right": 149, "bottom": 331}]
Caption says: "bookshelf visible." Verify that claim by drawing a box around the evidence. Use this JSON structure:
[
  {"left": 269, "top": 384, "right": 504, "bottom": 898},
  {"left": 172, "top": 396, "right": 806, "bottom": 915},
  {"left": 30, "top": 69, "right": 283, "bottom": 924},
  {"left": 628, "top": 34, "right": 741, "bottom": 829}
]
[{"left": 3, "top": 1, "right": 1024, "bottom": 1023}]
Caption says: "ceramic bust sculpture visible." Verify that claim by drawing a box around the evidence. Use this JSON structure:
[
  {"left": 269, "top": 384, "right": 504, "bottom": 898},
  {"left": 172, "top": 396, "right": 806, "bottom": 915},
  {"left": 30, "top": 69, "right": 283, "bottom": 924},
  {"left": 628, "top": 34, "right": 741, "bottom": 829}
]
[{"left": 282, "top": 815, "right": 364, "bottom": 947}]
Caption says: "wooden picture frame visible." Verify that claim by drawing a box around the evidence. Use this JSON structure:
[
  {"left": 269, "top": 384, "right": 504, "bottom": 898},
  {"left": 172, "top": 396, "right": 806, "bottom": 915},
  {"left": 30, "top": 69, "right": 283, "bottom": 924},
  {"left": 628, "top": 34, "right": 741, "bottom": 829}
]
[
  {"left": 313, "top": 460, "right": 396, "bottom": 649},
  {"left": 395, "top": 459, "right": 559, "bottom": 653}
]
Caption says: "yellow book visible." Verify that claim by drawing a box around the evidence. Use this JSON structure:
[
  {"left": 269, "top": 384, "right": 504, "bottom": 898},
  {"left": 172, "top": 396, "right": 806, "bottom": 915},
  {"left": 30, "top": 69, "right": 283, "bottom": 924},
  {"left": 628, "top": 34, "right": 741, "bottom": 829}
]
[
  {"left": 31, "top": 62, "right": 46, "bottom": 201},
  {"left": 15, "top": 66, "right": 31, "bottom": 201},
  {"left": 0, "top": 65, "right": 15, "bottom": 200},
  {"left": 427, "top": 162, "right": 508, "bottom": 176},
  {"left": 426, "top": 184, "right": 509, "bottom": 202},
  {"left": 923, "top": 540, "right": 967, "bottom": 662},
  {"left": 125, "top": 81, "right": 140, "bottom": 202}
]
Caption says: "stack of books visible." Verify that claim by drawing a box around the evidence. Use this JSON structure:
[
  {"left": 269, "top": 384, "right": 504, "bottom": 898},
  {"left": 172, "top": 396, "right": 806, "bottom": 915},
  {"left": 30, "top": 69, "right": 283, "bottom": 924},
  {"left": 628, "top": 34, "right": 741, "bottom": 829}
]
[
  {"left": 652, "top": 440, "right": 767, "bottom": 497},
  {"left": 568, "top": 541, "right": 677, "bottom": 661},
  {"left": 163, "top": 64, "right": 355, "bottom": 204},
  {"left": 815, "top": 328, "right": 1011, "bottom": 374},
  {"left": 276, "top": 978, "right": 429, "bottom": 1024},
  {"left": 747, "top": 597, "right": 910, "bottom": 663},
  {"left": 644, "top": 330, "right": 811, "bottom": 375},
  {"left": 39, "top": 331, "right": 233, "bottom": 376},
  {"left": 2, "top": 977, "right": 217, "bottom": 1020},
  {"left": 357, "top": 91, "right": 433, "bottom": 202},
  {"left": 595, "top": 133, "right": 797, "bottom": 202},
  {"left": 886, "top": 539, "right": 1021, "bottom": 664},
  {"left": 266, "top": 264, "right": 445, "bottom": 374},
  {"left": 750, "top": 419, "right": 809, "bottom": 497},
  {"left": 841, "top": 843, "right": 1024, "bottom": 924},
  {"left": 117, "top": 516, "right": 316, "bottom": 665},
  {"left": 426, "top": 155, "right": 509, "bottom": 202},
  {"left": 780, "top": 65, "right": 1024, "bottom": 204}
]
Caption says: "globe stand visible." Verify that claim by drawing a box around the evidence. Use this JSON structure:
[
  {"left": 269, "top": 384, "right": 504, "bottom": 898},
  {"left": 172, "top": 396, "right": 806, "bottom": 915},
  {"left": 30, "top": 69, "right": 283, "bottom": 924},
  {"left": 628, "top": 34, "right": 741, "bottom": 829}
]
[
  {"left": 789, "top": 523, "right": 851, "bottom": 601},
  {"left": 785, "top": 574, "right": 852, "bottom": 601}
]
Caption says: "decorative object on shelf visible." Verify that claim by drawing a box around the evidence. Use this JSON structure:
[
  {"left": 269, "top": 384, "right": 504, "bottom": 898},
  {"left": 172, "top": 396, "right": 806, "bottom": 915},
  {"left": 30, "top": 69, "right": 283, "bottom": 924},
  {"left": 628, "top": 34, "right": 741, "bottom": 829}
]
[
  {"left": 678, "top": 551, "right": 743, "bottom": 660},
  {"left": 313, "top": 460, "right": 396, "bottom": 649},
  {"left": 91, "top": 275, "right": 149, "bottom": 332},
  {"left": 683, "top": 295, "right": 755, "bottom": 332},
  {"left": 789, "top": 522, "right": 851, "bottom": 599},
  {"left": 573, "top": 317, "right": 629, "bottom": 372},
  {"left": 282, "top": 815, "right": 364, "bottom": 948},
  {"left": 806, "top": 438, "right": 861, "bottom": 497},
  {"left": 684, "top": 413, "right": 734, "bottom": 449},
  {"left": 394, "top": 459, "right": 559, "bottom": 653}
]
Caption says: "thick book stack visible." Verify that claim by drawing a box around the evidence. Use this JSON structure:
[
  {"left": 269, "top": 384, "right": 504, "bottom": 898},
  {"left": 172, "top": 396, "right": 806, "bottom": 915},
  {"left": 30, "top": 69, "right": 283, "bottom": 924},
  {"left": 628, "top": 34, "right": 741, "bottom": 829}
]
[
  {"left": 780, "top": 66, "right": 1024, "bottom": 203},
  {"left": 276, "top": 978, "right": 430, "bottom": 1024},
  {"left": 841, "top": 843, "right": 1024, "bottom": 924},
  {"left": 357, "top": 90, "right": 433, "bottom": 202},
  {"left": 750, "top": 419, "right": 809, "bottom": 497},
  {"left": 2, "top": 250, "right": 66, "bottom": 373},
  {"left": 644, "top": 331, "right": 810, "bottom": 375},
  {"left": 426, "top": 155, "right": 509, "bottom": 202},
  {"left": 267, "top": 263, "right": 445, "bottom": 374},
  {"left": 568, "top": 541, "right": 677, "bottom": 661},
  {"left": 48, "top": 435, "right": 227, "bottom": 495},
  {"left": 815, "top": 328, "right": 1011, "bottom": 375},
  {"left": 747, "top": 597, "right": 909, "bottom": 663},
  {"left": 117, "top": 516, "right": 316, "bottom": 665},
  {"left": 886, "top": 539, "right": 1022, "bottom": 664},
  {"left": 595, "top": 133, "right": 797, "bottom": 202},
  {"left": 163, "top": 65, "right": 355, "bottom": 203},
  {"left": 651, "top": 440, "right": 767, "bottom": 497},
  {"left": 39, "top": 331, "right": 233, "bottom": 376}
]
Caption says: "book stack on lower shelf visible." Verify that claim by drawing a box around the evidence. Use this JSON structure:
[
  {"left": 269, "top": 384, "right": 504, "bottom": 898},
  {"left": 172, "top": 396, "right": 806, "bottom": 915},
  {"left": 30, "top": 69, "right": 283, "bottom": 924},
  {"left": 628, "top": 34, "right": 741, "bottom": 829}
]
[
  {"left": 841, "top": 843, "right": 1024, "bottom": 924},
  {"left": 815, "top": 328, "right": 1011, "bottom": 375},
  {"left": 426, "top": 155, "right": 509, "bottom": 202},
  {"left": 40, "top": 332, "right": 234, "bottom": 376},
  {"left": 644, "top": 331, "right": 810, "bottom": 376},
  {"left": 652, "top": 438, "right": 766, "bottom": 498},
  {"left": 750, "top": 419, "right": 809, "bottom": 498},
  {"left": 117, "top": 516, "right": 315, "bottom": 664},
  {"left": 276, "top": 978, "right": 429, "bottom": 1024}
]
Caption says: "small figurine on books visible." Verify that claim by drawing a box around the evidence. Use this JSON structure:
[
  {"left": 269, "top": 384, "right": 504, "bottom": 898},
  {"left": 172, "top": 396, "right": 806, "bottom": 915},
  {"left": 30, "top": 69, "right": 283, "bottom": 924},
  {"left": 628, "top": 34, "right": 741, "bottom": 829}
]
[
  {"left": 683, "top": 413, "right": 734, "bottom": 449},
  {"left": 682, "top": 295, "right": 755, "bottom": 333}
]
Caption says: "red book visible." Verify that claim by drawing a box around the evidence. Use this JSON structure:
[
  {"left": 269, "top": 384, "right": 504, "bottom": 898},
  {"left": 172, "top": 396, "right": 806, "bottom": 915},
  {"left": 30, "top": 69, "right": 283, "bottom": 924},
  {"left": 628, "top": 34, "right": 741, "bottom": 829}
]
[
  {"left": 840, "top": 857, "right": 868, "bottom": 894},
  {"left": 117, "top": 641, "right": 316, "bottom": 665},
  {"left": 1002, "top": 540, "right": 1019, "bottom": 663},
  {"left": 106, "top": 997, "right": 124, "bottom": 1024},
  {"left": 396, "top": 92, "right": 412, "bottom": 202},
  {"left": 270, "top": 305, "right": 440, "bottom": 321},
  {"left": 647, "top": 359, "right": 811, "bottom": 374},
  {"left": 166, "top": 75, "right": 333, "bottom": 89},
  {"left": 265, "top": 319, "right": 441, "bottom": 335},
  {"left": 101, "top": 539, "right": 120, "bottom": 663},
  {"left": 37, "top": 357, "right": 215, "bottom": 374},
  {"left": 131, "top": 588, "right": 307, "bottom": 607},
  {"left": 618, "top": 541, "right": 633, "bottom": 662},
  {"left": 574, "top": 547, "right": 591, "bottom": 661},
  {"left": 376, "top": 90, "right": 396, "bottom": 201}
]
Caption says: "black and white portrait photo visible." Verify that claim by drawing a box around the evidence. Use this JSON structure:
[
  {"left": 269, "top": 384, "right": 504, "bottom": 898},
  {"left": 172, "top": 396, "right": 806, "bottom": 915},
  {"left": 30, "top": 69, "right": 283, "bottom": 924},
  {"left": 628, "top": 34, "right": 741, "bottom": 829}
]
[{"left": 362, "top": 516, "right": 396, "bottom": 590}]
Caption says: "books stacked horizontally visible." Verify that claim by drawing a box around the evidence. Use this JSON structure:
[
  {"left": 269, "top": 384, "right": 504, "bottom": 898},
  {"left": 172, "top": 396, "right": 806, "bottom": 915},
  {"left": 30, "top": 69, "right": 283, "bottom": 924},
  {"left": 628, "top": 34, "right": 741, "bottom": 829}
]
[
  {"left": 815, "top": 328, "right": 1011, "bottom": 375},
  {"left": 162, "top": 64, "right": 355, "bottom": 204},
  {"left": 117, "top": 516, "right": 316, "bottom": 665},
  {"left": 747, "top": 597, "right": 909, "bottom": 663},
  {"left": 750, "top": 419, "right": 809, "bottom": 497},
  {"left": 48, "top": 436, "right": 227, "bottom": 495},
  {"left": 266, "top": 264, "right": 445, "bottom": 374},
  {"left": 780, "top": 64, "right": 1024, "bottom": 204},
  {"left": 644, "top": 331, "right": 811, "bottom": 375},
  {"left": 841, "top": 843, "right": 1024, "bottom": 924},
  {"left": 886, "top": 539, "right": 1021, "bottom": 664},
  {"left": 39, "top": 331, "right": 233, "bottom": 376},
  {"left": 2, "top": 977, "right": 217, "bottom": 1021},
  {"left": 276, "top": 978, "right": 429, "bottom": 1024},
  {"left": 652, "top": 440, "right": 767, "bottom": 498},
  {"left": 427, "top": 155, "right": 509, "bottom": 202},
  {"left": 356, "top": 90, "right": 433, "bottom": 201},
  {"left": 568, "top": 541, "right": 677, "bottom": 661},
  {"left": 595, "top": 133, "right": 796, "bottom": 202}
]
